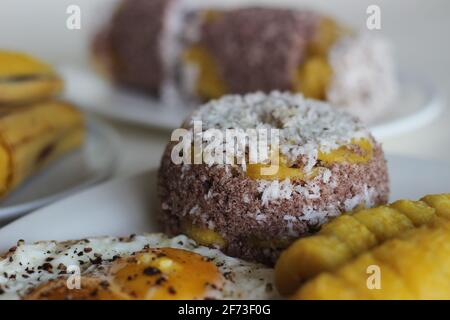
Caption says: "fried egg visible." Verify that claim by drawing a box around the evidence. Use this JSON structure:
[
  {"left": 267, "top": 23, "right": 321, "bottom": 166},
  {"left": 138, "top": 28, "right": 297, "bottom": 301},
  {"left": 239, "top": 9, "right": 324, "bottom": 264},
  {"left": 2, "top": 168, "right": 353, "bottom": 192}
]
[{"left": 0, "top": 234, "right": 279, "bottom": 300}]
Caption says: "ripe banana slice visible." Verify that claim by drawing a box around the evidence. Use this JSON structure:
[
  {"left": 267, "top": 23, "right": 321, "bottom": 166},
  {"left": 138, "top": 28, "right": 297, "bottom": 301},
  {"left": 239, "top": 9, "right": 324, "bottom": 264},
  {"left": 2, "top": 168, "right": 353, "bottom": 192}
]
[
  {"left": 0, "top": 51, "right": 63, "bottom": 105},
  {"left": 0, "top": 100, "right": 84, "bottom": 197}
]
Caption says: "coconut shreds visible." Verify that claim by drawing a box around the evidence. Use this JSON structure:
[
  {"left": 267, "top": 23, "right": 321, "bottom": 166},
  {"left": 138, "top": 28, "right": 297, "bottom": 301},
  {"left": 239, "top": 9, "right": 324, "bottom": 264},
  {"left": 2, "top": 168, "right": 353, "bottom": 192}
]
[
  {"left": 189, "top": 91, "right": 369, "bottom": 171},
  {"left": 187, "top": 92, "right": 370, "bottom": 204},
  {"left": 327, "top": 33, "right": 397, "bottom": 122}
]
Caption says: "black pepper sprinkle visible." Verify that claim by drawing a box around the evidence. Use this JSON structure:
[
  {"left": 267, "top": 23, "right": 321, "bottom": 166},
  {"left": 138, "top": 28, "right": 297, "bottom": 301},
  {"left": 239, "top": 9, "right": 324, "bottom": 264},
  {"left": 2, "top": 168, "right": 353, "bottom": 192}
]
[
  {"left": 41, "top": 263, "right": 53, "bottom": 272},
  {"left": 143, "top": 267, "right": 161, "bottom": 276},
  {"left": 25, "top": 268, "right": 34, "bottom": 274},
  {"left": 90, "top": 257, "right": 102, "bottom": 265},
  {"left": 168, "top": 286, "right": 177, "bottom": 295},
  {"left": 45, "top": 257, "right": 54, "bottom": 262},
  {"left": 57, "top": 263, "right": 67, "bottom": 271},
  {"left": 83, "top": 247, "right": 92, "bottom": 253},
  {"left": 155, "top": 277, "right": 167, "bottom": 286},
  {"left": 77, "top": 252, "right": 84, "bottom": 256},
  {"left": 223, "top": 272, "right": 233, "bottom": 280}
]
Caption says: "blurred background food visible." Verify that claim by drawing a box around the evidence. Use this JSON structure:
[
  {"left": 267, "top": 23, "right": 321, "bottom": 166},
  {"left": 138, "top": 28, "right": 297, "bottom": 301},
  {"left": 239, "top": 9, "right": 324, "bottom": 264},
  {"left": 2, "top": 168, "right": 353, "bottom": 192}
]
[
  {"left": 0, "top": 50, "right": 118, "bottom": 222},
  {"left": 1, "top": 0, "right": 448, "bottom": 179},
  {"left": 0, "top": 51, "right": 84, "bottom": 199},
  {"left": 0, "top": 51, "right": 63, "bottom": 105},
  {"left": 92, "top": 1, "right": 397, "bottom": 123}
]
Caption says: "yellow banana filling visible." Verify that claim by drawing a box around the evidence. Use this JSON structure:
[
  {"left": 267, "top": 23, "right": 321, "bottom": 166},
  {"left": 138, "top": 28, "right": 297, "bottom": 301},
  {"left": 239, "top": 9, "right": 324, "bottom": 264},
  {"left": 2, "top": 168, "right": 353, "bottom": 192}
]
[
  {"left": 318, "top": 138, "right": 373, "bottom": 164},
  {"left": 184, "top": 16, "right": 348, "bottom": 102},
  {"left": 247, "top": 139, "right": 373, "bottom": 181},
  {"left": 294, "top": 56, "right": 333, "bottom": 100},
  {"left": 293, "top": 18, "right": 345, "bottom": 99},
  {"left": 182, "top": 221, "right": 226, "bottom": 248},
  {"left": 183, "top": 45, "right": 226, "bottom": 100},
  {"left": 0, "top": 51, "right": 63, "bottom": 104}
]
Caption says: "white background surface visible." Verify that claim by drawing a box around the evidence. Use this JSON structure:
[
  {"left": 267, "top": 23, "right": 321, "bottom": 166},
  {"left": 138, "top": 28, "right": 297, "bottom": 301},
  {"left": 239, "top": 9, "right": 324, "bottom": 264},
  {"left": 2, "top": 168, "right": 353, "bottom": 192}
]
[{"left": 1, "top": 0, "right": 449, "bottom": 178}]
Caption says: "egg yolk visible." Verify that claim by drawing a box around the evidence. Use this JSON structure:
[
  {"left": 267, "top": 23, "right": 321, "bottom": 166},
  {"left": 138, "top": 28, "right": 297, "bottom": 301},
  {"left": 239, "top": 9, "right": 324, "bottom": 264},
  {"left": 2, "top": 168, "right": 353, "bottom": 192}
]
[
  {"left": 108, "top": 248, "right": 223, "bottom": 300},
  {"left": 246, "top": 139, "right": 373, "bottom": 180}
]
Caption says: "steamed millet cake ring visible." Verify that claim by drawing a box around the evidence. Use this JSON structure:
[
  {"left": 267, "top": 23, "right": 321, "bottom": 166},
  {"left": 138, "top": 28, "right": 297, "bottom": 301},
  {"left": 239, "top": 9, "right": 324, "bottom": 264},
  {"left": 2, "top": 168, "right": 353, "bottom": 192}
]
[{"left": 158, "top": 92, "right": 389, "bottom": 265}]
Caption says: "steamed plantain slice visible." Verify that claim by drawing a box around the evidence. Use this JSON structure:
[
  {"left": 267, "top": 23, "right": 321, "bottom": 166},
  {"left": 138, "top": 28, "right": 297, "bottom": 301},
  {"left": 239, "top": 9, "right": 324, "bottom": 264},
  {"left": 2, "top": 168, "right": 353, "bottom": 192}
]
[
  {"left": 0, "top": 51, "right": 63, "bottom": 104},
  {"left": 0, "top": 100, "right": 84, "bottom": 197},
  {"left": 275, "top": 194, "right": 449, "bottom": 296},
  {"left": 294, "top": 220, "right": 450, "bottom": 300}
]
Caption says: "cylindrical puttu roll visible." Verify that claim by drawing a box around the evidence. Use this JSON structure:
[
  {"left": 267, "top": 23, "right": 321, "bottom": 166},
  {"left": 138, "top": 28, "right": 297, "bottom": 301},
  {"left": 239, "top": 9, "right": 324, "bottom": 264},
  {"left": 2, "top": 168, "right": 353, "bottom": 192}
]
[{"left": 94, "top": 1, "right": 397, "bottom": 122}]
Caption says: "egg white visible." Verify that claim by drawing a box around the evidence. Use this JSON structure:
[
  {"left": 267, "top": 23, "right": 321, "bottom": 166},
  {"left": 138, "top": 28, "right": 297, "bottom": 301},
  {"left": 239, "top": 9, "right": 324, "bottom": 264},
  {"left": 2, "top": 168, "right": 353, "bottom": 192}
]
[{"left": 0, "top": 233, "right": 278, "bottom": 300}]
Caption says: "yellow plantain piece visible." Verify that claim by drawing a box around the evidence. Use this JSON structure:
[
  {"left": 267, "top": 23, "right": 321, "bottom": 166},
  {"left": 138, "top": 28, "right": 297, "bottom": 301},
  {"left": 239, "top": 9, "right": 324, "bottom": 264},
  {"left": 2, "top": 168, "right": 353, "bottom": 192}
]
[
  {"left": 421, "top": 194, "right": 450, "bottom": 220},
  {"left": 294, "top": 219, "right": 450, "bottom": 299},
  {"left": 0, "top": 51, "right": 63, "bottom": 105},
  {"left": 0, "top": 100, "right": 84, "bottom": 197},
  {"left": 275, "top": 194, "right": 450, "bottom": 295}
]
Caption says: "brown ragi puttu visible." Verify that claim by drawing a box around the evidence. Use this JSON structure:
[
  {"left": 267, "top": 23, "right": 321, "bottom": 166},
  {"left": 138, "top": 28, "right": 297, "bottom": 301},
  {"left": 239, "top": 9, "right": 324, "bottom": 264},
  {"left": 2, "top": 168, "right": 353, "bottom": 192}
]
[
  {"left": 92, "top": 0, "right": 181, "bottom": 96},
  {"left": 158, "top": 92, "right": 389, "bottom": 265}
]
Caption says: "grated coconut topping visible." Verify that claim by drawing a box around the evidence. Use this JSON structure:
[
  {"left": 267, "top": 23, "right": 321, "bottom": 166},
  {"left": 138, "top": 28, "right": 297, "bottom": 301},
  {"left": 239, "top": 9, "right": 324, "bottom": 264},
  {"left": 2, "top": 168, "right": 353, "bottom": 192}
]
[{"left": 189, "top": 91, "right": 369, "bottom": 170}]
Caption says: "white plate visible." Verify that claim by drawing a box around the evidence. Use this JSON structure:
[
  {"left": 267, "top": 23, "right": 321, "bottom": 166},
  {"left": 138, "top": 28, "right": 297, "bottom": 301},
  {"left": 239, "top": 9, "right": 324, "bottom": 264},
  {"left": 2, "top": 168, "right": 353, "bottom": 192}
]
[
  {"left": 0, "top": 117, "right": 119, "bottom": 223},
  {"left": 60, "top": 66, "right": 443, "bottom": 139},
  {"left": 0, "top": 154, "right": 449, "bottom": 252}
]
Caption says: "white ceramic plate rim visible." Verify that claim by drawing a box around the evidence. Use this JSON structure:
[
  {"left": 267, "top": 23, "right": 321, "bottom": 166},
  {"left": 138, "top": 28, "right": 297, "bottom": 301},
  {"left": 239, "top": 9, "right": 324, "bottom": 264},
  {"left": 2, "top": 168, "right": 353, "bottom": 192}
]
[
  {"left": 0, "top": 117, "right": 119, "bottom": 221},
  {"left": 370, "top": 72, "right": 444, "bottom": 140},
  {"left": 60, "top": 66, "right": 444, "bottom": 139}
]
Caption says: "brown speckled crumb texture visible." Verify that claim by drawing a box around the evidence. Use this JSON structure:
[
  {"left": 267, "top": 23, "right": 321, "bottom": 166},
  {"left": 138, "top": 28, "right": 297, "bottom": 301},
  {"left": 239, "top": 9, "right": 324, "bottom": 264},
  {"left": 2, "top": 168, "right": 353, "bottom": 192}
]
[{"left": 158, "top": 142, "right": 388, "bottom": 265}]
